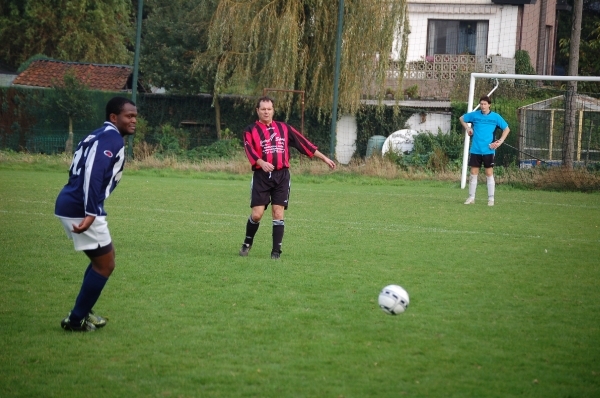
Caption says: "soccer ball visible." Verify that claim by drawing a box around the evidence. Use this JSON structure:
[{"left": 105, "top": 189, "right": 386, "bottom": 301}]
[{"left": 378, "top": 285, "right": 410, "bottom": 315}]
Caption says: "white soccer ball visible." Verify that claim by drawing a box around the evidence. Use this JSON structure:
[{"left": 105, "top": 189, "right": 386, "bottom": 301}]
[{"left": 378, "top": 285, "right": 410, "bottom": 315}]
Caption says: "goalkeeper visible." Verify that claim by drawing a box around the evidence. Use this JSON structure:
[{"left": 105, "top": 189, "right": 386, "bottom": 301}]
[{"left": 460, "top": 95, "right": 510, "bottom": 206}]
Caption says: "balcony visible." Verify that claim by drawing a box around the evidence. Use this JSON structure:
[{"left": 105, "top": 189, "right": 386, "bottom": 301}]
[{"left": 384, "top": 54, "right": 515, "bottom": 99}]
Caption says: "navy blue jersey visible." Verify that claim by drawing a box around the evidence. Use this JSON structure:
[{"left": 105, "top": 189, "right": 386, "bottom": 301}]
[{"left": 55, "top": 122, "right": 126, "bottom": 218}]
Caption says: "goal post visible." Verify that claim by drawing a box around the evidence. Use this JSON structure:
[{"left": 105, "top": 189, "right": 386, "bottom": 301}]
[{"left": 461, "top": 73, "right": 600, "bottom": 189}]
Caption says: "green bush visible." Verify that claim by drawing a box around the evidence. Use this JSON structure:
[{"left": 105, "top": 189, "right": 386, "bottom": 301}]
[
  {"left": 132, "top": 117, "right": 149, "bottom": 144},
  {"left": 386, "top": 129, "right": 464, "bottom": 171},
  {"left": 413, "top": 129, "right": 463, "bottom": 160},
  {"left": 151, "top": 124, "right": 189, "bottom": 155},
  {"left": 514, "top": 50, "right": 536, "bottom": 75},
  {"left": 144, "top": 120, "right": 244, "bottom": 161},
  {"left": 403, "top": 85, "right": 419, "bottom": 99},
  {"left": 17, "top": 54, "right": 51, "bottom": 73},
  {"left": 185, "top": 139, "right": 243, "bottom": 160}
]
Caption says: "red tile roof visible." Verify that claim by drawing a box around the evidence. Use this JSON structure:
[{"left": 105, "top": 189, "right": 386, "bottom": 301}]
[{"left": 12, "top": 60, "right": 134, "bottom": 91}]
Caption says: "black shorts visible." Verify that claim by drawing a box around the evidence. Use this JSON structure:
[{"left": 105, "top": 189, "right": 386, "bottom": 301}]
[
  {"left": 468, "top": 154, "right": 495, "bottom": 168},
  {"left": 84, "top": 242, "right": 114, "bottom": 259},
  {"left": 250, "top": 168, "right": 291, "bottom": 209}
]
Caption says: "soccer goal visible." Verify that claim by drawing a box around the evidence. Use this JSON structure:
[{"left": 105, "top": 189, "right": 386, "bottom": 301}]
[{"left": 461, "top": 73, "right": 600, "bottom": 190}]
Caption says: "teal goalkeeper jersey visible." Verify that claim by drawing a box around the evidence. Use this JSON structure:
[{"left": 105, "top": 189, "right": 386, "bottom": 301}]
[{"left": 462, "top": 110, "right": 508, "bottom": 155}]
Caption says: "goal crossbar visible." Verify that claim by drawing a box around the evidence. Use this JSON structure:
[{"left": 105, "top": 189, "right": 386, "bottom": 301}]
[{"left": 461, "top": 73, "right": 600, "bottom": 189}]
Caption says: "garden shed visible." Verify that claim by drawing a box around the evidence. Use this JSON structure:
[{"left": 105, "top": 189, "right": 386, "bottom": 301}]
[{"left": 518, "top": 94, "right": 600, "bottom": 166}]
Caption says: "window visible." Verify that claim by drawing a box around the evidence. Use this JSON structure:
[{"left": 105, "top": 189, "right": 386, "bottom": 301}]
[{"left": 426, "top": 20, "right": 489, "bottom": 56}]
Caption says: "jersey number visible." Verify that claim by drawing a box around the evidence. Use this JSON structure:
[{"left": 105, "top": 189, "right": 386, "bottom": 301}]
[{"left": 69, "top": 147, "right": 84, "bottom": 176}]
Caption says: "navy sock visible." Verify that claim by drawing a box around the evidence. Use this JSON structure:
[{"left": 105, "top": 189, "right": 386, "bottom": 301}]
[
  {"left": 83, "top": 262, "right": 92, "bottom": 278},
  {"left": 244, "top": 216, "right": 260, "bottom": 246},
  {"left": 272, "top": 220, "right": 284, "bottom": 253},
  {"left": 70, "top": 268, "right": 108, "bottom": 324},
  {"left": 74, "top": 263, "right": 93, "bottom": 306}
]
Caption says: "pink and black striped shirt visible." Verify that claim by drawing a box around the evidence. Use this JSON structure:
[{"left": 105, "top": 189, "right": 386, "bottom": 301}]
[{"left": 243, "top": 120, "right": 317, "bottom": 171}]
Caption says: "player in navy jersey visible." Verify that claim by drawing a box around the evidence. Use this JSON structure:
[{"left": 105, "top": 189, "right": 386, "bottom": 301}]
[
  {"left": 460, "top": 95, "right": 510, "bottom": 206},
  {"left": 55, "top": 96, "right": 137, "bottom": 331},
  {"left": 240, "top": 96, "right": 336, "bottom": 259}
]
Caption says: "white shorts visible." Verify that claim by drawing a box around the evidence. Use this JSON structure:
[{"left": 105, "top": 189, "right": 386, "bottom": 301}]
[{"left": 57, "top": 216, "right": 112, "bottom": 251}]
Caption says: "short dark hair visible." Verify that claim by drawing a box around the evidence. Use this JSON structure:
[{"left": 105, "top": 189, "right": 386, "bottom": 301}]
[
  {"left": 106, "top": 96, "right": 136, "bottom": 121},
  {"left": 479, "top": 95, "right": 492, "bottom": 104},
  {"left": 255, "top": 96, "right": 274, "bottom": 109}
]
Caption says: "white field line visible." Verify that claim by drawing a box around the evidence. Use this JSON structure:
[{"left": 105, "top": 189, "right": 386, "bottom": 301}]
[
  {"left": 167, "top": 181, "right": 600, "bottom": 210},
  {"left": 2, "top": 207, "right": 598, "bottom": 243},
  {"left": 292, "top": 188, "right": 600, "bottom": 210},
  {"left": 1, "top": 187, "right": 599, "bottom": 209}
]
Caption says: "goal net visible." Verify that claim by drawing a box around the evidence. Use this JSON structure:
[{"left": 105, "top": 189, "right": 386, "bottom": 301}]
[{"left": 461, "top": 73, "right": 600, "bottom": 191}]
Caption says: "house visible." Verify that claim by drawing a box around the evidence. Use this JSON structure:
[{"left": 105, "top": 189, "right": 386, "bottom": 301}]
[
  {"left": 334, "top": 0, "right": 565, "bottom": 163},
  {"left": 394, "top": 0, "right": 561, "bottom": 98},
  {"left": 500, "top": 0, "right": 565, "bottom": 76},
  {"left": 6, "top": 59, "right": 146, "bottom": 155},
  {"left": 12, "top": 59, "right": 146, "bottom": 92},
  {"left": 0, "top": 61, "right": 17, "bottom": 87}
]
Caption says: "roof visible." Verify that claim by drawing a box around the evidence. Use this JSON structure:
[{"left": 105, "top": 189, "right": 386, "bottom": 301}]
[
  {"left": 12, "top": 59, "right": 141, "bottom": 92},
  {"left": 518, "top": 95, "right": 600, "bottom": 112}
]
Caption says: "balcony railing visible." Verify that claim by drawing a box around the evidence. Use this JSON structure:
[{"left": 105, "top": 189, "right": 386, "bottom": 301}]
[
  {"left": 375, "top": 54, "right": 516, "bottom": 99},
  {"left": 387, "top": 54, "right": 515, "bottom": 80}
]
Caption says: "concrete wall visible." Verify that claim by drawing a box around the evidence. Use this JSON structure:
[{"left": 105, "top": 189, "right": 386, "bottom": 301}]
[
  {"left": 405, "top": 111, "right": 452, "bottom": 135},
  {"left": 335, "top": 115, "right": 358, "bottom": 164},
  {"left": 0, "top": 74, "right": 16, "bottom": 87}
]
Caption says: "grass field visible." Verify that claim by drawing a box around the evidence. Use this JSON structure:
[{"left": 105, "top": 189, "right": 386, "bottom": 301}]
[{"left": 1, "top": 161, "right": 599, "bottom": 397}]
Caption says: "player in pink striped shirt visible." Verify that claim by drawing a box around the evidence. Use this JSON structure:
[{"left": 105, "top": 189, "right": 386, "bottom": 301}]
[{"left": 240, "top": 96, "right": 336, "bottom": 259}]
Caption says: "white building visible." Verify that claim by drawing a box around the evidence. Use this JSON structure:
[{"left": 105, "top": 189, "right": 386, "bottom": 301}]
[{"left": 402, "top": 0, "right": 519, "bottom": 63}]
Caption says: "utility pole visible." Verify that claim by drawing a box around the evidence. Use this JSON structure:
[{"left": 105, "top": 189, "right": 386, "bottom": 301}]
[
  {"left": 329, "top": 0, "right": 344, "bottom": 160},
  {"left": 129, "top": 0, "right": 144, "bottom": 159}
]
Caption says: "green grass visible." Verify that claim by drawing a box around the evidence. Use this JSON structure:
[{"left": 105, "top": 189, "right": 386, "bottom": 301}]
[{"left": 0, "top": 163, "right": 599, "bottom": 397}]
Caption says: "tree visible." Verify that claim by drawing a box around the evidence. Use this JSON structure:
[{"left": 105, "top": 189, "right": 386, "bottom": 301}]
[
  {"left": 563, "top": 0, "right": 583, "bottom": 170},
  {"left": 141, "top": 0, "right": 214, "bottom": 94},
  {"left": 557, "top": 0, "right": 600, "bottom": 77},
  {"left": 141, "top": 0, "right": 229, "bottom": 137},
  {"left": 0, "top": 0, "right": 134, "bottom": 69},
  {"left": 17, "top": 54, "right": 50, "bottom": 73},
  {"left": 194, "top": 0, "right": 409, "bottom": 116},
  {"left": 47, "top": 68, "right": 94, "bottom": 154}
]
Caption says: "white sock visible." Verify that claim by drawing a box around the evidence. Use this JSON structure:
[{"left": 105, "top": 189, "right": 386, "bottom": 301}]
[
  {"left": 469, "top": 174, "right": 477, "bottom": 197},
  {"left": 487, "top": 175, "right": 495, "bottom": 199}
]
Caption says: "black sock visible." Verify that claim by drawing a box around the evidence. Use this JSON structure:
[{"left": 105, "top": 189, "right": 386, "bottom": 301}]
[
  {"left": 272, "top": 220, "right": 284, "bottom": 253},
  {"left": 244, "top": 216, "right": 260, "bottom": 246}
]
